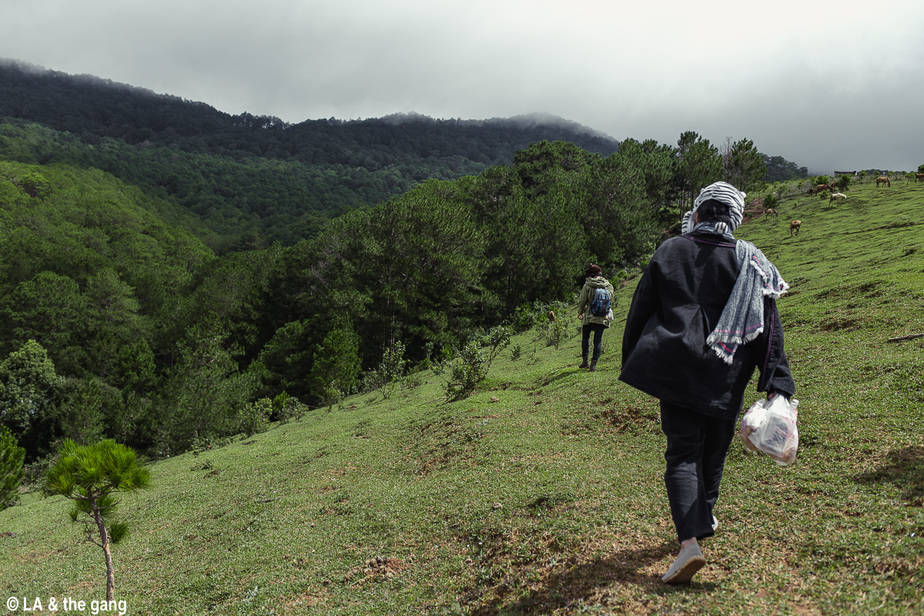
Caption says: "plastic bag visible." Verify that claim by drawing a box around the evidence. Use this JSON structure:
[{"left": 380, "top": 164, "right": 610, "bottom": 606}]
[{"left": 740, "top": 395, "right": 799, "bottom": 465}]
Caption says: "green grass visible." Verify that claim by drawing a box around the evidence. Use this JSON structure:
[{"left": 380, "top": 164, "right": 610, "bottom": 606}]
[{"left": 2, "top": 177, "right": 922, "bottom": 615}]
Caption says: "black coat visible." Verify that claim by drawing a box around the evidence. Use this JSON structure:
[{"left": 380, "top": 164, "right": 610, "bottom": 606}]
[{"left": 619, "top": 231, "right": 796, "bottom": 420}]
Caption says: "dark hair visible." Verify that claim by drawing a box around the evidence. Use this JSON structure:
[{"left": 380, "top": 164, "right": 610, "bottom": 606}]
[{"left": 695, "top": 199, "right": 733, "bottom": 226}]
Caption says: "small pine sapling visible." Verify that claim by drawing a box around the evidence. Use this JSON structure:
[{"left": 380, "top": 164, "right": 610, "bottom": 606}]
[{"left": 45, "top": 439, "right": 150, "bottom": 601}]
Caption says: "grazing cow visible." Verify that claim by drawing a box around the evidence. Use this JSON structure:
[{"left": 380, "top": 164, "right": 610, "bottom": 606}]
[
  {"left": 829, "top": 192, "right": 847, "bottom": 203},
  {"left": 765, "top": 207, "right": 779, "bottom": 218},
  {"left": 915, "top": 173, "right": 924, "bottom": 182},
  {"left": 876, "top": 176, "right": 891, "bottom": 187},
  {"left": 790, "top": 219, "right": 801, "bottom": 236}
]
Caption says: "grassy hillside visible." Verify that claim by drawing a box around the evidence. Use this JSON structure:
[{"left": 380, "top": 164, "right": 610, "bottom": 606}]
[{"left": 1, "top": 177, "right": 921, "bottom": 615}]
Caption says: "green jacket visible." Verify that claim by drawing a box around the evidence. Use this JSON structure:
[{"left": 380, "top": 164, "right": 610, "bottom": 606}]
[{"left": 577, "top": 276, "right": 615, "bottom": 327}]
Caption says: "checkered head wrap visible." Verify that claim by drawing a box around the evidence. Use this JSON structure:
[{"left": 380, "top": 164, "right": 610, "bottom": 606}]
[{"left": 692, "top": 181, "right": 746, "bottom": 235}]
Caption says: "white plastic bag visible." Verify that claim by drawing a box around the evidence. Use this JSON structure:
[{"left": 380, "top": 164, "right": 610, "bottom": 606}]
[{"left": 740, "top": 395, "right": 799, "bottom": 465}]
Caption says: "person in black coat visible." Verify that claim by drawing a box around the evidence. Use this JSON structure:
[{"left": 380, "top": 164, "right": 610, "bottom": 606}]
[{"left": 620, "top": 181, "right": 796, "bottom": 584}]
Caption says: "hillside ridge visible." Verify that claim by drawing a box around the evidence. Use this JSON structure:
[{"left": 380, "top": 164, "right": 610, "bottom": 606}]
[{"left": 2, "top": 176, "right": 921, "bottom": 615}]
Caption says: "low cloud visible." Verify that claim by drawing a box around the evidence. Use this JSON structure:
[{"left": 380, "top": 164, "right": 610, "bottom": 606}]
[{"left": 1, "top": 0, "right": 923, "bottom": 170}]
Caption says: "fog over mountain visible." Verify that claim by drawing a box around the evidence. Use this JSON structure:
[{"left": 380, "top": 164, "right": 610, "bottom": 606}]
[{"left": 1, "top": 0, "right": 923, "bottom": 171}]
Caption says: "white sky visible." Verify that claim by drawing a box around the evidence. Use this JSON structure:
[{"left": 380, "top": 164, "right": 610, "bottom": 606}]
[{"left": 2, "top": 0, "right": 923, "bottom": 172}]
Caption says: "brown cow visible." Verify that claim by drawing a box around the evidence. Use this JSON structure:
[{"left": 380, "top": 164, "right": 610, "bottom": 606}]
[
  {"left": 876, "top": 176, "right": 891, "bottom": 187},
  {"left": 789, "top": 219, "right": 801, "bottom": 236},
  {"left": 765, "top": 207, "right": 778, "bottom": 217}
]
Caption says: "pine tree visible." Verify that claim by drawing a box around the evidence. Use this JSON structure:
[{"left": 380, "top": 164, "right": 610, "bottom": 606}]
[{"left": 45, "top": 439, "right": 150, "bottom": 601}]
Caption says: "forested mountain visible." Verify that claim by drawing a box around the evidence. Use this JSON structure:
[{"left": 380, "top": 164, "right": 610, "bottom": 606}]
[
  {"left": 0, "top": 61, "right": 623, "bottom": 250},
  {"left": 0, "top": 61, "right": 620, "bottom": 163},
  {"left": 0, "top": 59, "right": 812, "bottom": 466},
  {"left": 0, "top": 61, "right": 806, "bottom": 252}
]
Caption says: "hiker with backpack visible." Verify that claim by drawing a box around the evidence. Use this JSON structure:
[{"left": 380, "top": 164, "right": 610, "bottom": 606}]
[
  {"left": 576, "top": 264, "right": 615, "bottom": 371},
  {"left": 620, "top": 182, "right": 796, "bottom": 584}
]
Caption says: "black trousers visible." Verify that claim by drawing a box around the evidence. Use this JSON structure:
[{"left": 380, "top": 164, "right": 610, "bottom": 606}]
[
  {"left": 581, "top": 323, "right": 605, "bottom": 361},
  {"left": 660, "top": 401, "right": 736, "bottom": 544}
]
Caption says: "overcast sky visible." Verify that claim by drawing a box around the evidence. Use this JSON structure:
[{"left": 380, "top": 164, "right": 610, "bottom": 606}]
[{"left": 2, "top": 0, "right": 923, "bottom": 172}]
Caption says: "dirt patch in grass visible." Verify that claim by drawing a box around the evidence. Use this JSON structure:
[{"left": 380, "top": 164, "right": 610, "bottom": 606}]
[
  {"left": 406, "top": 414, "right": 485, "bottom": 476},
  {"left": 456, "top": 525, "right": 566, "bottom": 612},
  {"left": 345, "top": 556, "right": 411, "bottom": 584},
  {"left": 817, "top": 316, "right": 865, "bottom": 331},
  {"left": 563, "top": 403, "right": 659, "bottom": 436},
  {"left": 279, "top": 591, "right": 328, "bottom": 614}
]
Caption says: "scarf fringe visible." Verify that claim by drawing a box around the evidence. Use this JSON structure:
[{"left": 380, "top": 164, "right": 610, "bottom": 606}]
[
  {"left": 708, "top": 345, "right": 736, "bottom": 365},
  {"left": 706, "top": 328, "right": 764, "bottom": 348}
]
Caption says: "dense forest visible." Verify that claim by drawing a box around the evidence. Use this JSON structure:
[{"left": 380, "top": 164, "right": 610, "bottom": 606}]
[{"left": 0, "top": 61, "right": 810, "bottom": 468}]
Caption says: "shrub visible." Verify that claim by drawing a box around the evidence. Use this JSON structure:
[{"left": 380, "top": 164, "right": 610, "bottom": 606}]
[
  {"left": 444, "top": 341, "right": 485, "bottom": 402},
  {"left": 319, "top": 381, "right": 343, "bottom": 410},
  {"left": 238, "top": 398, "right": 271, "bottom": 436},
  {"left": 367, "top": 340, "right": 407, "bottom": 399},
  {"left": 544, "top": 316, "right": 570, "bottom": 348},
  {"left": 0, "top": 426, "right": 25, "bottom": 509},
  {"left": 444, "top": 326, "right": 510, "bottom": 402},
  {"left": 271, "top": 392, "right": 308, "bottom": 423}
]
